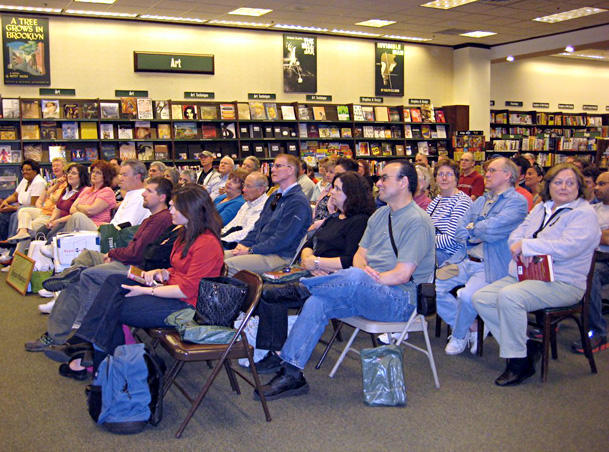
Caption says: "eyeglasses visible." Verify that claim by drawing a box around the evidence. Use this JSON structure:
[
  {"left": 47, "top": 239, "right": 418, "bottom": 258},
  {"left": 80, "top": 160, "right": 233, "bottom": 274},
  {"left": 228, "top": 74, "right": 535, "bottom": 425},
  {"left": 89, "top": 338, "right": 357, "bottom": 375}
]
[
  {"left": 437, "top": 172, "right": 455, "bottom": 178},
  {"left": 379, "top": 174, "right": 402, "bottom": 182},
  {"left": 273, "top": 163, "right": 290, "bottom": 169}
]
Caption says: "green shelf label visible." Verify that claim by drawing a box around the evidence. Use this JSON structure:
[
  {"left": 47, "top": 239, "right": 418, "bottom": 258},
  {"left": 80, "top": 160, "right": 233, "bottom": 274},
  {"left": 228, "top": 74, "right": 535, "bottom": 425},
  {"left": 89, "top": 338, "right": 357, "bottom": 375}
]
[
  {"left": 582, "top": 104, "right": 598, "bottom": 111},
  {"left": 306, "top": 95, "right": 332, "bottom": 102},
  {"left": 505, "top": 101, "right": 523, "bottom": 107},
  {"left": 115, "top": 90, "right": 149, "bottom": 97},
  {"left": 134, "top": 52, "right": 214, "bottom": 74},
  {"left": 360, "top": 96, "right": 383, "bottom": 104},
  {"left": 532, "top": 102, "right": 549, "bottom": 108},
  {"left": 558, "top": 103, "right": 574, "bottom": 110},
  {"left": 39, "top": 88, "right": 75, "bottom": 96},
  {"left": 184, "top": 92, "right": 215, "bottom": 99},
  {"left": 408, "top": 98, "right": 430, "bottom": 105},
  {"left": 248, "top": 93, "right": 276, "bottom": 100}
]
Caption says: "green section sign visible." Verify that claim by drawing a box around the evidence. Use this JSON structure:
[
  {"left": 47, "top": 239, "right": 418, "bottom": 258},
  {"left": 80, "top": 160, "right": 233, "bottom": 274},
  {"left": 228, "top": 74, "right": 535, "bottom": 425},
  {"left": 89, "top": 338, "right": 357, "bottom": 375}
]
[
  {"left": 39, "top": 88, "right": 75, "bottom": 96},
  {"left": 115, "top": 90, "right": 149, "bottom": 97},
  {"left": 134, "top": 52, "right": 214, "bottom": 74},
  {"left": 185, "top": 92, "right": 215, "bottom": 99},
  {"left": 408, "top": 98, "right": 430, "bottom": 105},
  {"left": 360, "top": 96, "right": 383, "bottom": 103},
  {"left": 306, "top": 94, "right": 332, "bottom": 101},
  {"left": 248, "top": 93, "right": 276, "bottom": 100}
]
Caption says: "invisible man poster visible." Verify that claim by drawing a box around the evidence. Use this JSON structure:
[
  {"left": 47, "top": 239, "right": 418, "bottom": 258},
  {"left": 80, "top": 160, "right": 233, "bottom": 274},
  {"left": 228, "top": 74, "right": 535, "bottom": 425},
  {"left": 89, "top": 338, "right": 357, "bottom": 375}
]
[{"left": 2, "top": 15, "right": 50, "bottom": 85}]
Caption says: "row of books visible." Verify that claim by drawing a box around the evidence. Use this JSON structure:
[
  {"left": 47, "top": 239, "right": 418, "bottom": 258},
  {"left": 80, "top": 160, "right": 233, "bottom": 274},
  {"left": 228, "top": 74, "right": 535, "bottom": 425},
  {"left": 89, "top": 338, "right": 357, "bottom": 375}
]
[
  {"left": 491, "top": 110, "right": 604, "bottom": 128},
  {"left": 298, "top": 124, "right": 448, "bottom": 140}
]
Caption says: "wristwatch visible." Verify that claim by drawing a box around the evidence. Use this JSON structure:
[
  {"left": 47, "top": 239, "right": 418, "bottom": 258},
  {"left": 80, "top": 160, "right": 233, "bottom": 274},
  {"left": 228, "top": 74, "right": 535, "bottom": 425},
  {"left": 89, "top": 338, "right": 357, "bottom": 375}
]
[{"left": 314, "top": 257, "right": 320, "bottom": 270}]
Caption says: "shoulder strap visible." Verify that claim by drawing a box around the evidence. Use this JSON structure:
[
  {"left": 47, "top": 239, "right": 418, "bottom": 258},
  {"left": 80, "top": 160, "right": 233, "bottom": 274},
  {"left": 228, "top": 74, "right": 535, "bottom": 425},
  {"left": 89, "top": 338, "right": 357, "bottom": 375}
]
[{"left": 388, "top": 213, "right": 398, "bottom": 257}]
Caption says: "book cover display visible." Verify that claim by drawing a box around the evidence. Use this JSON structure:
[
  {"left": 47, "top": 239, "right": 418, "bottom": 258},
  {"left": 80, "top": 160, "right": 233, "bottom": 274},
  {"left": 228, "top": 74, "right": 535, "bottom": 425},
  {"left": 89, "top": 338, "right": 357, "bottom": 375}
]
[
  {"left": 375, "top": 42, "right": 404, "bottom": 97},
  {"left": 2, "top": 15, "right": 50, "bottom": 85},
  {"left": 283, "top": 34, "right": 317, "bottom": 93},
  {"left": 42, "top": 100, "right": 61, "bottom": 119}
]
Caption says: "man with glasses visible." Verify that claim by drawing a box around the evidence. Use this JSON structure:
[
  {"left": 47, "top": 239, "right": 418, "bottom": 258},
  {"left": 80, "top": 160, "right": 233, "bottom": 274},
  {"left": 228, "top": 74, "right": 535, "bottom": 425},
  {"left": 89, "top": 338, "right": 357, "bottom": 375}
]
[
  {"left": 458, "top": 152, "right": 485, "bottom": 200},
  {"left": 256, "top": 160, "right": 435, "bottom": 400},
  {"left": 437, "top": 157, "right": 528, "bottom": 355},
  {"left": 224, "top": 154, "right": 311, "bottom": 276}
]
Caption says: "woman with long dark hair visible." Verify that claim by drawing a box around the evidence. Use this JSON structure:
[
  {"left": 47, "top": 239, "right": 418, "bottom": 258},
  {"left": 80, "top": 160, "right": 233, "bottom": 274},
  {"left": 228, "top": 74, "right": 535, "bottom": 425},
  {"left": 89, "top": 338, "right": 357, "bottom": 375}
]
[{"left": 58, "top": 184, "right": 224, "bottom": 380}]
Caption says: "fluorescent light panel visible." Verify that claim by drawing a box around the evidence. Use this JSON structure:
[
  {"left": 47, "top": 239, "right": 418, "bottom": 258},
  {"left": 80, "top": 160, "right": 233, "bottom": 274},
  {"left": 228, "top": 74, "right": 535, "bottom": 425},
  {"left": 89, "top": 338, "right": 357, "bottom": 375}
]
[
  {"left": 273, "top": 24, "right": 328, "bottom": 32},
  {"left": 228, "top": 7, "right": 272, "bottom": 17},
  {"left": 460, "top": 30, "right": 496, "bottom": 38},
  {"left": 557, "top": 52, "right": 608, "bottom": 60},
  {"left": 0, "top": 4, "right": 61, "bottom": 13},
  {"left": 208, "top": 19, "right": 271, "bottom": 27},
  {"left": 355, "top": 19, "right": 396, "bottom": 28},
  {"left": 332, "top": 29, "right": 380, "bottom": 37},
  {"left": 74, "top": 0, "right": 116, "bottom": 4},
  {"left": 64, "top": 9, "right": 137, "bottom": 18},
  {"left": 139, "top": 15, "right": 206, "bottom": 23},
  {"left": 421, "top": 0, "right": 479, "bottom": 10},
  {"left": 383, "top": 34, "right": 432, "bottom": 42},
  {"left": 533, "top": 7, "right": 607, "bottom": 23}
]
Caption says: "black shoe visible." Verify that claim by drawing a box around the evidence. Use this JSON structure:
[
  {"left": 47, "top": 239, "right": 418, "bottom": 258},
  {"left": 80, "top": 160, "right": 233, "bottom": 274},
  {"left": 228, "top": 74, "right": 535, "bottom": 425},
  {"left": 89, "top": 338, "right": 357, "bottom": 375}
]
[
  {"left": 262, "top": 282, "right": 310, "bottom": 304},
  {"left": 59, "top": 361, "right": 89, "bottom": 381},
  {"left": 42, "top": 266, "right": 85, "bottom": 292},
  {"left": 48, "top": 343, "right": 94, "bottom": 367},
  {"left": 253, "top": 351, "right": 283, "bottom": 375},
  {"left": 526, "top": 339, "right": 543, "bottom": 366},
  {"left": 495, "top": 357, "right": 535, "bottom": 386},
  {"left": 571, "top": 335, "right": 608, "bottom": 354},
  {"left": 253, "top": 367, "right": 309, "bottom": 401},
  {"left": 25, "top": 332, "right": 56, "bottom": 352}
]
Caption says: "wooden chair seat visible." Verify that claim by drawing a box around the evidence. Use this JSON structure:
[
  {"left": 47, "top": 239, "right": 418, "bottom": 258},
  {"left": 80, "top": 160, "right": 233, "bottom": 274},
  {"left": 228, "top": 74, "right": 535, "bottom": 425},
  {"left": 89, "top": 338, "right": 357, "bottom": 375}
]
[{"left": 156, "top": 330, "right": 255, "bottom": 361}]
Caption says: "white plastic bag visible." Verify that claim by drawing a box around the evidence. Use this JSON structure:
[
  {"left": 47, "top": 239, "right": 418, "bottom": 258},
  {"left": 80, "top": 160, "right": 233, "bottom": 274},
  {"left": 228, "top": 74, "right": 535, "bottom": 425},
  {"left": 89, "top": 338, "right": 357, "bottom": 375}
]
[{"left": 27, "top": 240, "right": 54, "bottom": 271}]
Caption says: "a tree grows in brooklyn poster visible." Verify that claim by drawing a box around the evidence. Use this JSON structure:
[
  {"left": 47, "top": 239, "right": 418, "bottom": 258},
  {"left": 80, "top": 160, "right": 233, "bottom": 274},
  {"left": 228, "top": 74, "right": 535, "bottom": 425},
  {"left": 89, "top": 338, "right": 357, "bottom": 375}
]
[
  {"left": 283, "top": 34, "right": 317, "bottom": 93},
  {"left": 2, "top": 15, "right": 50, "bottom": 85}
]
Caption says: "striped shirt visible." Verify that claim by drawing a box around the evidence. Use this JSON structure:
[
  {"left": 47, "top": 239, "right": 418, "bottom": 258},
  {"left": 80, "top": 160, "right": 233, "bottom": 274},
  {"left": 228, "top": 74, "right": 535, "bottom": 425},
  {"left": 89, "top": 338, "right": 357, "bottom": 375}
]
[{"left": 426, "top": 191, "right": 473, "bottom": 255}]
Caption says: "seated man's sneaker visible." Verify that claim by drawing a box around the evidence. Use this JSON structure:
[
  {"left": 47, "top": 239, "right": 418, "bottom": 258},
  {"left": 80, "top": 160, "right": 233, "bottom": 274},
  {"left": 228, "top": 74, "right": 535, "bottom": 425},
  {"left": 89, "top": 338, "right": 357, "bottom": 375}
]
[
  {"left": 25, "top": 332, "right": 56, "bottom": 352},
  {"left": 254, "top": 351, "right": 283, "bottom": 375},
  {"left": 254, "top": 367, "right": 309, "bottom": 401},
  {"left": 571, "top": 335, "right": 608, "bottom": 354},
  {"left": 378, "top": 332, "right": 407, "bottom": 345},
  {"left": 38, "top": 288, "right": 56, "bottom": 299},
  {"left": 38, "top": 299, "right": 56, "bottom": 314},
  {"left": 445, "top": 333, "right": 470, "bottom": 355},
  {"left": 42, "top": 266, "right": 85, "bottom": 292}
]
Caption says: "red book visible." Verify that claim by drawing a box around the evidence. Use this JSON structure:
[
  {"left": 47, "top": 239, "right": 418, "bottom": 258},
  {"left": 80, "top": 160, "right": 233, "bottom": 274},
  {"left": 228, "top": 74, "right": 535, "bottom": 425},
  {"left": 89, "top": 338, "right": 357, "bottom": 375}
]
[{"left": 516, "top": 255, "right": 554, "bottom": 282}]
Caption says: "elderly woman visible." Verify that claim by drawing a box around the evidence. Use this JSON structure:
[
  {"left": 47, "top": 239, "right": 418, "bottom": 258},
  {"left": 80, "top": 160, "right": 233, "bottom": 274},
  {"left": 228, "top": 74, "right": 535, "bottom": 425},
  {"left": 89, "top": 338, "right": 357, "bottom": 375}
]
[
  {"left": 163, "top": 167, "right": 180, "bottom": 187},
  {"left": 241, "top": 155, "right": 261, "bottom": 173},
  {"left": 414, "top": 164, "right": 432, "bottom": 210},
  {"left": 472, "top": 163, "right": 600, "bottom": 386},
  {"left": 178, "top": 168, "right": 197, "bottom": 186},
  {"left": 426, "top": 159, "right": 473, "bottom": 266},
  {"left": 311, "top": 156, "right": 336, "bottom": 204},
  {"left": 524, "top": 164, "right": 544, "bottom": 206},
  {"left": 213, "top": 169, "right": 247, "bottom": 225}
]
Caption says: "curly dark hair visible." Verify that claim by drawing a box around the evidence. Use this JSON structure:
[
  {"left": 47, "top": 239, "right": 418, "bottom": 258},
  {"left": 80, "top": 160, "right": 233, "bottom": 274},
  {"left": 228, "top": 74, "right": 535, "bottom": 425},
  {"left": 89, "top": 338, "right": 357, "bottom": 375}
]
[
  {"left": 334, "top": 171, "right": 376, "bottom": 217},
  {"left": 172, "top": 184, "right": 222, "bottom": 258},
  {"left": 90, "top": 160, "right": 116, "bottom": 188}
]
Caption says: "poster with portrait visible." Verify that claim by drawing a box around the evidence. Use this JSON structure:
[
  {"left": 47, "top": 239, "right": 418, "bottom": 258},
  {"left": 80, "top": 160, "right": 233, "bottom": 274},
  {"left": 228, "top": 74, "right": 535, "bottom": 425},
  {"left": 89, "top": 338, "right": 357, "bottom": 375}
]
[
  {"left": 283, "top": 34, "right": 317, "bottom": 93},
  {"left": 375, "top": 42, "right": 404, "bottom": 97},
  {"left": 2, "top": 15, "right": 50, "bottom": 85}
]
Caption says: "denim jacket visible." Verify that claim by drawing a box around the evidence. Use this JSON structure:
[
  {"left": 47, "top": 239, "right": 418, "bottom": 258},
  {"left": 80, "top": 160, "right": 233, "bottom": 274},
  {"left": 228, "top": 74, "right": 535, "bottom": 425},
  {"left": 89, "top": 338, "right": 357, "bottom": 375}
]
[{"left": 452, "top": 187, "right": 528, "bottom": 282}]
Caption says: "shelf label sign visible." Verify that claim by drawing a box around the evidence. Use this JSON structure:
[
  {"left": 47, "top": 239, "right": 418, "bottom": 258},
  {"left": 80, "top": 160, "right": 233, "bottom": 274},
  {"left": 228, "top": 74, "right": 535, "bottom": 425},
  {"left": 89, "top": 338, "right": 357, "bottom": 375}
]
[
  {"left": 185, "top": 92, "right": 215, "bottom": 99},
  {"left": 558, "top": 103, "right": 574, "bottom": 110},
  {"left": 306, "top": 94, "right": 332, "bottom": 101},
  {"left": 532, "top": 102, "right": 549, "bottom": 108},
  {"left": 248, "top": 93, "right": 276, "bottom": 100},
  {"left": 582, "top": 104, "right": 598, "bottom": 111},
  {"left": 505, "top": 101, "right": 523, "bottom": 107},
  {"left": 360, "top": 96, "right": 383, "bottom": 103},
  {"left": 408, "top": 98, "right": 430, "bottom": 105},
  {"left": 457, "top": 131, "right": 484, "bottom": 136},
  {"left": 39, "top": 88, "right": 75, "bottom": 96},
  {"left": 115, "top": 90, "right": 149, "bottom": 97},
  {"left": 134, "top": 52, "right": 214, "bottom": 74}
]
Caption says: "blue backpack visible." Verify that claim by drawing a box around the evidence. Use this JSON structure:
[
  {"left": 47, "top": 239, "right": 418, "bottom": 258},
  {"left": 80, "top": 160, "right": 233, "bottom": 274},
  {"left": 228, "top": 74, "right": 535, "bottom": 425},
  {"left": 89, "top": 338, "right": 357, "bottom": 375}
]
[{"left": 86, "top": 343, "right": 165, "bottom": 435}]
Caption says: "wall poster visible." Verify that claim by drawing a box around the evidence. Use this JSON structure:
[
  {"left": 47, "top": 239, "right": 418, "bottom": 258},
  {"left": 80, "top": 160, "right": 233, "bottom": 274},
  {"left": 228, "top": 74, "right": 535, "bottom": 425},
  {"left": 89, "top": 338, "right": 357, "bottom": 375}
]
[
  {"left": 375, "top": 42, "right": 404, "bottom": 97},
  {"left": 283, "top": 34, "right": 317, "bottom": 93},
  {"left": 2, "top": 15, "right": 50, "bottom": 85}
]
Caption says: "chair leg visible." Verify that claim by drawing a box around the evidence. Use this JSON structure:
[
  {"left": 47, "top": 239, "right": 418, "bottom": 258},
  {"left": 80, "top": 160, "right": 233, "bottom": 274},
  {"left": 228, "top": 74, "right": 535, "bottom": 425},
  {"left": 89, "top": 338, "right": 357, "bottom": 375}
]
[
  {"left": 540, "top": 316, "right": 551, "bottom": 382},
  {"left": 370, "top": 333, "right": 379, "bottom": 347},
  {"left": 476, "top": 316, "right": 484, "bottom": 357},
  {"left": 577, "top": 315, "right": 598, "bottom": 375},
  {"left": 223, "top": 359, "right": 240, "bottom": 394},
  {"left": 162, "top": 360, "right": 185, "bottom": 398},
  {"left": 243, "top": 336, "right": 272, "bottom": 422},
  {"left": 331, "top": 319, "right": 344, "bottom": 342},
  {"left": 435, "top": 313, "right": 442, "bottom": 338},
  {"left": 550, "top": 324, "right": 558, "bottom": 360},
  {"left": 315, "top": 321, "right": 344, "bottom": 369},
  {"left": 329, "top": 328, "right": 361, "bottom": 378},
  {"left": 421, "top": 319, "right": 441, "bottom": 389}
]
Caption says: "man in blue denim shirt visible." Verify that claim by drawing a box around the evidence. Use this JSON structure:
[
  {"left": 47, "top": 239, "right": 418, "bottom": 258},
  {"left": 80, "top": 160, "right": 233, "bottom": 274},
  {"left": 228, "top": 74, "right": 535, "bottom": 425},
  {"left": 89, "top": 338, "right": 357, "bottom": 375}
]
[
  {"left": 437, "top": 157, "right": 528, "bottom": 355},
  {"left": 255, "top": 160, "right": 435, "bottom": 401}
]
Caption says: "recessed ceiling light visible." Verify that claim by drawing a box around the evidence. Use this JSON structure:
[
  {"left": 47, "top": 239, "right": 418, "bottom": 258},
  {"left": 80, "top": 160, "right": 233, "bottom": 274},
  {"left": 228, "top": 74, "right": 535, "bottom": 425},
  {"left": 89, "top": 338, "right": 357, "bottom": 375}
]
[
  {"left": 355, "top": 19, "right": 396, "bottom": 28},
  {"left": 383, "top": 34, "right": 432, "bottom": 42},
  {"left": 533, "top": 7, "right": 607, "bottom": 23},
  {"left": 64, "top": 9, "right": 137, "bottom": 18},
  {"left": 331, "top": 29, "right": 380, "bottom": 37},
  {"left": 506, "top": 55, "right": 514, "bottom": 62},
  {"left": 273, "top": 24, "right": 328, "bottom": 32},
  {"left": 421, "top": 0, "right": 479, "bottom": 10},
  {"left": 460, "top": 30, "right": 496, "bottom": 38},
  {"left": 0, "top": 4, "right": 61, "bottom": 13},
  {"left": 139, "top": 15, "right": 206, "bottom": 23},
  {"left": 565, "top": 45, "right": 574, "bottom": 52},
  {"left": 208, "top": 19, "right": 271, "bottom": 27},
  {"left": 228, "top": 7, "right": 272, "bottom": 17},
  {"left": 74, "top": 0, "right": 116, "bottom": 4}
]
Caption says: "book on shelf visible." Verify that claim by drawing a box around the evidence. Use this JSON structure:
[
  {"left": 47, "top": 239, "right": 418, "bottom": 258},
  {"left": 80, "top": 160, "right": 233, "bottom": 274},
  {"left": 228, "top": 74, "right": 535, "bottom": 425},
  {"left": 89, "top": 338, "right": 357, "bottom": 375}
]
[
  {"left": 402, "top": 107, "right": 411, "bottom": 122},
  {"left": 356, "top": 142, "right": 370, "bottom": 156},
  {"left": 516, "top": 255, "right": 554, "bottom": 282},
  {"left": 63, "top": 103, "right": 80, "bottom": 119},
  {"left": 100, "top": 123, "right": 114, "bottom": 140},
  {"left": 82, "top": 102, "right": 98, "bottom": 119},
  {"left": 174, "top": 122, "right": 198, "bottom": 139},
  {"left": 119, "top": 142, "right": 137, "bottom": 160},
  {"left": 101, "top": 143, "right": 117, "bottom": 160},
  {"left": 318, "top": 126, "right": 330, "bottom": 139},
  {"left": 136, "top": 142, "right": 154, "bottom": 161},
  {"left": 154, "top": 144, "right": 169, "bottom": 160},
  {"left": 421, "top": 125, "right": 432, "bottom": 139},
  {"left": 410, "top": 108, "right": 422, "bottom": 122},
  {"left": 21, "top": 100, "right": 41, "bottom": 119},
  {"left": 390, "top": 126, "right": 402, "bottom": 139},
  {"left": 49, "top": 145, "right": 66, "bottom": 161},
  {"left": 249, "top": 102, "right": 266, "bottom": 120},
  {"left": 80, "top": 122, "right": 98, "bottom": 140},
  {"left": 352, "top": 126, "right": 362, "bottom": 138},
  {"left": 363, "top": 125, "right": 374, "bottom": 138},
  {"left": 155, "top": 101, "right": 170, "bottom": 120},
  {"left": 312, "top": 106, "right": 326, "bottom": 121},
  {"left": 2, "top": 99, "right": 20, "bottom": 119},
  {"left": 374, "top": 106, "right": 389, "bottom": 122},
  {"left": 298, "top": 123, "right": 308, "bottom": 138},
  {"left": 436, "top": 125, "right": 447, "bottom": 139},
  {"left": 297, "top": 105, "right": 312, "bottom": 121},
  {"left": 117, "top": 124, "right": 134, "bottom": 140},
  {"left": 9, "top": 149, "right": 21, "bottom": 163},
  {"left": 388, "top": 107, "right": 401, "bottom": 122},
  {"left": 61, "top": 122, "right": 79, "bottom": 140},
  {"left": 134, "top": 121, "right": 152, "bottom": 139},
  {"left": 263, "top": 125, "right": 273, "bottom": 138},
  {"left": 41, "top": 122, "right": 57, "bottom": 140},
  {"left": 136, "top": 98, "right": 154, "bottom": 120},
  {"left": 100, "top": 102, "right": 120, "bottom": 119},
  {"left": 352, "top": 105, "right": 364, "bottom": 121},
  {"left": 41, "top": 100, "right": 60, "bottom": 119},
  {"left": 265, "top": 103, "right": 279, "bottom": 120},
  {"left": 171, "top": 104, "right": 183, "bottom": 120},
  {"left": 85, "top": 147, "right": 99, "bottom": 161},
  {"left": 417, "top": 141, "right": 429, "bottom": 155},
  {"left": 21, "top": 124, "right": 40, "bottom": 140},
  {"left": 280, "top": 105, "right": 296, "bottom": 121},
  {"left": 395, "top": 144, "right": 405, "bottom": 156},
  {"left": 0, "top": 125, "right": 18, "bottom": 140},
  {"left": 307, "top": 124, "right": 319, "bottom": 138},
  {"left": 238, "top": 124, "right": 250, "bottom": 138},
  {"left": 237, "top": 103, "right": 251, "bottom": 120},
  {"left": 71, "top": 148, "right": 85, "bottom": 162},
  {"left": 382, "top": 142, "right": 393, "bottom": 156},
  {"left": 341, "top": 127, "right": 352, "bottom": 138},
  {"left": 420, "top": 104, "right": 435, "bottom": 122},
  {"left": 221, "top": 123, "right": 236, "bottom": 139},
  {"left": 201, "top": 124, "right": 218, "bottom": 139},
  {"left": 24, "top": 144, "right": 42, "bottom": 161},
  {"left": 328, "top": 126, "right": 340, "bottom": 138},
  {"left": 121, "top": 97, "right": 137, "bottom": 119},
  {"left": 361, "top": 106, "right": 375, "bottom": 121},
  {"left": 220, "top": 104, "right": 236, "bottom": 120},
  {"left": 435, "top": 110, "right": 446, "bottom": 123},
  {"left": 0, "top": 145, "right": 11, "bottom": 163},
  {"left": 157, "top": 123, "right": 171, "bottom": 139},
  {"left": 411, "top": 126, "right": 422, "bottom": 139},
  {"left": 253, "top": 144, "right": 266, "bottom": 157},
  {"left": 250, "top": 124, "right": 263, "bottom": 138},
  {"left": 370, "top": 143, "right": 381, "bottom": 156},
  {"left": 337, "top": 105, "right": 350, "bottom": 121},
  {"left": 183, "top": 104, "right": 198, "bottom": 120}
]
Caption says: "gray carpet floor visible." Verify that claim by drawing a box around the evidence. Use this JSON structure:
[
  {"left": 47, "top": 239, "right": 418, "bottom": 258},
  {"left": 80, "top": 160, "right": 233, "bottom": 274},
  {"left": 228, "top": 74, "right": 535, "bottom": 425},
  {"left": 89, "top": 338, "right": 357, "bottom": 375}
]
[{"left": 2, "top": 276, "right": 608, "bottom": 451}]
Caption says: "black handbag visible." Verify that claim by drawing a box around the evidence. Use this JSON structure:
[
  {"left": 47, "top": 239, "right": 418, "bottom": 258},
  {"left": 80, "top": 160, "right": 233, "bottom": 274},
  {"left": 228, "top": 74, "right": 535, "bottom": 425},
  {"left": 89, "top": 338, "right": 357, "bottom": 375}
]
[{"left": 195, "top": 276, "right": 248, "bottom": 327}]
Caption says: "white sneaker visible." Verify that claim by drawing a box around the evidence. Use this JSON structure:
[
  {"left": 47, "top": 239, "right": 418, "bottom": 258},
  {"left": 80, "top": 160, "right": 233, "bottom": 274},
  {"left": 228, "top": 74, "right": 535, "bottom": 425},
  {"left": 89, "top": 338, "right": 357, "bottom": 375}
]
[
  {"left": 40, "top": 244, "right": 54, "bottom": 259},
  {"left": 38, "top": 288, "right": 56, "bottom": 298},
  {"left": 1, "top": 265, "right": 10, "bottom": 272},
  {"left": 38, "top": 299, "right": 56, "bottom": 314},
  {"left": 445, "top": 333, "right": 470, "bottom": 355},
  {"left": 0, "top": 252, "right": 12, "bottom": 264},
  {"left": 469, "top": 331, "right": 479, "bottom": 355},
  {"left": 378, "top": 332, "right": 408, "bottom": 344}
]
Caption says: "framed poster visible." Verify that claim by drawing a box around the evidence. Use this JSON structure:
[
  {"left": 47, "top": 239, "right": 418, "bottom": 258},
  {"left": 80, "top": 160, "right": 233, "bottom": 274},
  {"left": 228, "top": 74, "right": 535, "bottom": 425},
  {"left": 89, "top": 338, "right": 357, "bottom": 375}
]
[
  {"left": 375, "top": 42, "right": 404, "bottom": 97},
  {"left": 6, "top": 251, "right": 35, "bottom": 296},
  {"left": 2, "top": 15, "right": 50, "bottom": 85},
  {"left": 283, "top": 34, "right": 317, "bottom": 93}
]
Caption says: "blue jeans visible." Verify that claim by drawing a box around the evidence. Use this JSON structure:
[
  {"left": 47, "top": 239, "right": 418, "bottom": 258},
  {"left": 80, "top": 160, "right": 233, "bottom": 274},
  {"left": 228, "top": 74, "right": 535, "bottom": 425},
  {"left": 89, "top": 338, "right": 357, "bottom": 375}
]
[
  {"left": 590, "top": 261, "right": 609, "bottom": 338},
  {"left": 280, "top": 267, "right": 416, "bottom": 370}
]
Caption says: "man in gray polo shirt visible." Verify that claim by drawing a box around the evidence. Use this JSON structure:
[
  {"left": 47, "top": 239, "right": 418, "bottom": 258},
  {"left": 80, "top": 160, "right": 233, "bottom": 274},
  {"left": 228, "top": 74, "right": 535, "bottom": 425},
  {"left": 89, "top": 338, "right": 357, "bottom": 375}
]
[{"left": 255, "top": 160, "right": 435, "bottom": 400}]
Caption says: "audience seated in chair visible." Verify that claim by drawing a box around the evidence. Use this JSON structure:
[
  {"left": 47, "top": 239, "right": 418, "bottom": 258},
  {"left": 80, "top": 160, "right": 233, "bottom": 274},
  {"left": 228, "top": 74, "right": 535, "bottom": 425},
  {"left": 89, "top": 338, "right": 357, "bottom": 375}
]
[{"left": 214, "top": 169, "right": 247, "bottom": 226}]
